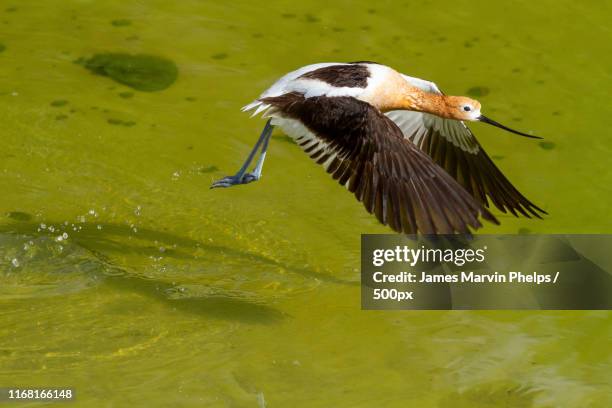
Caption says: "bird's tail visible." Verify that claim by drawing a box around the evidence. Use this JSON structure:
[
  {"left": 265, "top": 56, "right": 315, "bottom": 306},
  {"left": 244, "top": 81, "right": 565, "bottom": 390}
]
[{"left": 241, "top": 100, "right": 272, "bottom": 118}]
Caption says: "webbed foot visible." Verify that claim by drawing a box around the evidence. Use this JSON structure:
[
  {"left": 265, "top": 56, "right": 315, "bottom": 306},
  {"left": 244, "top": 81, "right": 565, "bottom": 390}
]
[{"left": 210, "top": 173, "right": 259, "bottom": 189}]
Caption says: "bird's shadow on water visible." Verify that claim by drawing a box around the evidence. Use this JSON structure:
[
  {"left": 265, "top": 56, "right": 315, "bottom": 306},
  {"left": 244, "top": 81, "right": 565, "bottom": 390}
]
[
  {"left": 1, "top": 219, "right": 351, "bottom": 324},
  {"left": 103, "top": 272, "right": 286, "bottom": 324}
]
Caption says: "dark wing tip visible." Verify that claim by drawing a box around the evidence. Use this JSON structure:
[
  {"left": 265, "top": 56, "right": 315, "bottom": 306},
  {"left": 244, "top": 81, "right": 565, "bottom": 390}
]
[
  {"left": 480, "top": 206, "right": 500, "bottom": 225},
  {"left": 480, "top": 178, "right": 548, "bottom": 220},
  {"left": 412, "top": 122, "right": 547, "bottom": 222}
]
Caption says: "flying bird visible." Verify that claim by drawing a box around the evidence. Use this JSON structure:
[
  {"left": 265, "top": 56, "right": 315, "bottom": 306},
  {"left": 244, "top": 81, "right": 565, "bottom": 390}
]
[{"left": 211, "top": 62, "right": 546, "bottom": 234}]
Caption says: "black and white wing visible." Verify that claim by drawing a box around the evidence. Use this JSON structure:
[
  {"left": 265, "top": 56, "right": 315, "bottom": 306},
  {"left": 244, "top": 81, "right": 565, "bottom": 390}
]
[
  {"left": 258, "top": 92, "right": 498, "bottom": 235},
  {"left": 387, "top": 74, "right": 546, "bottom": 218}
]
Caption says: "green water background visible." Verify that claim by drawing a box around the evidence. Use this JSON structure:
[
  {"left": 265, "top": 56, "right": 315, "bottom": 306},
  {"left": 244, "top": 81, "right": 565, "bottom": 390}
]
[{"left": 1, "top": 1, "right": 611, "bottom": 406}]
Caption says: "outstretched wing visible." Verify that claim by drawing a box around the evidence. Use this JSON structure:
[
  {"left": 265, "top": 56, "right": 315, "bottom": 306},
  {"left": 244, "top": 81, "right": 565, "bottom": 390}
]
[
  {"left": 258, "top": 92, "right": 498, "bottom": 234},
  {"left": 386, "top": 74, "right": 546, "bottom": 218}
]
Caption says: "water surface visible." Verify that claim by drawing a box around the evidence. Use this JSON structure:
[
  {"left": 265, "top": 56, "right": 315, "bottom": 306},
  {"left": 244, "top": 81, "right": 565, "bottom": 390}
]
[{"left": 1, "top": 1, "right": 611, "bottom": 406}]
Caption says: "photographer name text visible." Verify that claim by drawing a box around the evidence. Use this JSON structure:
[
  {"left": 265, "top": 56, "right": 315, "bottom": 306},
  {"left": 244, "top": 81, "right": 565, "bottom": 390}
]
[{"left": 372, "top": 270, "right": 559, "bottom": 285}]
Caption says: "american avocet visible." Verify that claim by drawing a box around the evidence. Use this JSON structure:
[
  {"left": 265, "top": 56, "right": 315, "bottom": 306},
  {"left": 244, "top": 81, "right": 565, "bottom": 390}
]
[{"left": 211, "top": 62, "right": 546, "bottom": 234}]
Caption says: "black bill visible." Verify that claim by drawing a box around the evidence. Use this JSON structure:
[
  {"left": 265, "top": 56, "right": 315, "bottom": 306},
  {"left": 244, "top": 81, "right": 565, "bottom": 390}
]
[{"left": 478, "top": 115, "right": 542, "bottom": 139}]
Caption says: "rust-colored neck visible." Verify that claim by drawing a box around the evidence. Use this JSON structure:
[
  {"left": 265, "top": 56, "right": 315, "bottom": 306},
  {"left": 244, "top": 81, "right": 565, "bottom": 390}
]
[
  {"left": 368, "top": 78, "right": 454, "bottom": 117},
  {"left": 400, "top": 88, "right": 454, "bottom": 118},
  {"left": 362, "top": 69, "right": 457, "bottom": 117}
]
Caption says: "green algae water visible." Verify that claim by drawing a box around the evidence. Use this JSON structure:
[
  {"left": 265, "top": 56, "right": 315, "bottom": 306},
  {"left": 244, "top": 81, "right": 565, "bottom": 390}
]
[{"left": 1, "top": 1, "right": 611, "bottom": 406}]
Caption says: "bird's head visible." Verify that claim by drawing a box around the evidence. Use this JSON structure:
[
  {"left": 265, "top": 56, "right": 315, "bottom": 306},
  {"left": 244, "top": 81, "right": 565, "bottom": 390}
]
[
  {"left": 443, "top": 95, "right": 542, "bottom": 139},
  {"left": 444, "top": 96, "right": 482, "bottom": 121}
]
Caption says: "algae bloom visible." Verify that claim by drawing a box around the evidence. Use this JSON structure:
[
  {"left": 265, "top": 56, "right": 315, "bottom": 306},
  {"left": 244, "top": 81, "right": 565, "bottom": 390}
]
[{"left": 77, "top": 53, "right": 178, "bottom": 92}]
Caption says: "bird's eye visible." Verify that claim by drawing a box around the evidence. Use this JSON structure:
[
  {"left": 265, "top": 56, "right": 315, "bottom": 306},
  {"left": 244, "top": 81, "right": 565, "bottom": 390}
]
[{"left": 463, "top": 106, "right": 472, "bottom": 112}]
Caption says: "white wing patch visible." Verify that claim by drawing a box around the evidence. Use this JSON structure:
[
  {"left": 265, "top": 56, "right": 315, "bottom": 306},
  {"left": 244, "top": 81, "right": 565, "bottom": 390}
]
[
  {"left": 271, "top": 117, "right": 341, "bottom": 169},
  {"left": 286, "top": 78, "right": 364, "bottom": 99},
  {"left": 260, "top": 62, "right": 346, "bottom": 99},
  {"left": 400, "top": 74, "right": 441, "bottom": 94},
  {"left": 387, "top": 110, "right": 480, "bottom": 154},
  {"left": 242, "top": 62, "right": 348, "bottom": 114}
]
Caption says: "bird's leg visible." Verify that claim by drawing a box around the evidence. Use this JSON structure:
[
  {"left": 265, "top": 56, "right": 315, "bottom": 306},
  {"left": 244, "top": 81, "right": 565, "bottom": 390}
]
[
  {"left": 248, "top": 122, "right": 272, "bottom": 180},
  {"left": 210, "top": 119, "right": 273, "bottom": 188}
]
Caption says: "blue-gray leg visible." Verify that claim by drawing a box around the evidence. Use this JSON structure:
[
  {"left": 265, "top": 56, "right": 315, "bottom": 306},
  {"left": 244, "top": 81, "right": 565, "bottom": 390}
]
[
  {"left": 250, "top": 122, "right": 271, "bottom": 179},
  {"left": 210, "top": 119, "right": 273, "bottom": 189}
]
